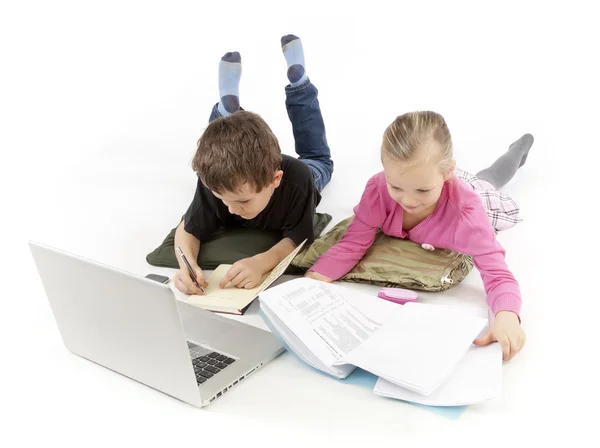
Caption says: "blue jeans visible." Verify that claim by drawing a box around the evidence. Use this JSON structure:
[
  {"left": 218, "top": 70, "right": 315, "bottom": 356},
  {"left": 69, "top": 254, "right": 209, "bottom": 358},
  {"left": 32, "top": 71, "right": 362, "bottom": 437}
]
[{"left": 209, "top": 78, "right": 334, "bottom": 191}]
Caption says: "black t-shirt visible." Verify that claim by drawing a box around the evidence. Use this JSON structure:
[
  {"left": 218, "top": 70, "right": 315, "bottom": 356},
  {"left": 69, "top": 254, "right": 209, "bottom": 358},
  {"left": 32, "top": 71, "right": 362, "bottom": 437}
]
[{"left": 184, "top": 155, "right": 321, "bottom": 246}]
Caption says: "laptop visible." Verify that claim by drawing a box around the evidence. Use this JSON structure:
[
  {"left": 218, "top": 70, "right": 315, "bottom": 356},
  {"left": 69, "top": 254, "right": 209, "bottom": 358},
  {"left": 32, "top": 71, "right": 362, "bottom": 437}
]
[{"left": 29, "top": 241, "right": 284, "bottom": 407}]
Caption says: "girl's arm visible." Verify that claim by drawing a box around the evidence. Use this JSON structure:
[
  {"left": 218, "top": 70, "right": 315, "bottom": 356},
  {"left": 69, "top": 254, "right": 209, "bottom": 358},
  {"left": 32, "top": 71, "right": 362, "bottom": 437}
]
[
  {"left": 309, "top": 176, "right": 385, "bottom": 280},
  {"left": 453, "top": 201, "right": 522, "bottom": 318}
]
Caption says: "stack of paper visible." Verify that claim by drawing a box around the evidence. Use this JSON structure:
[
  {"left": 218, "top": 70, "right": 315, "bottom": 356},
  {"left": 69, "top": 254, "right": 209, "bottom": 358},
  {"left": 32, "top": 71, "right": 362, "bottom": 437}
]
[
  {"left": 259, "top": 278, "right": 501, "bottom": 404},
  {"left": 374, "top": 344, "right": 502, "bottom": 406}
]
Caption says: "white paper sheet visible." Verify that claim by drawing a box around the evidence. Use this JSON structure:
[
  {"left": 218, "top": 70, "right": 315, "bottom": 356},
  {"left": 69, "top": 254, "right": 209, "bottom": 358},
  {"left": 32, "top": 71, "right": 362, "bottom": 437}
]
[{"left": 374, "top": 344, "right": 502, "bottom": 406}]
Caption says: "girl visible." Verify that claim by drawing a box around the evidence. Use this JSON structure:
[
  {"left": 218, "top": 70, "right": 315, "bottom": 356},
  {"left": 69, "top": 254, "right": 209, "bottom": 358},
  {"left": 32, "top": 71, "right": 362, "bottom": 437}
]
[{"left": 306, "top": 111, "right": 534, "bottom": 361}]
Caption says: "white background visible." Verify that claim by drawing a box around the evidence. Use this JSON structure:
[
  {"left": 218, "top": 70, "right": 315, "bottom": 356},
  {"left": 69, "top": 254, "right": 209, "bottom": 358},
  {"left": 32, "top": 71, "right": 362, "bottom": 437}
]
[{"left": 2, "top": 0, "right": 599, "bottom": 446}]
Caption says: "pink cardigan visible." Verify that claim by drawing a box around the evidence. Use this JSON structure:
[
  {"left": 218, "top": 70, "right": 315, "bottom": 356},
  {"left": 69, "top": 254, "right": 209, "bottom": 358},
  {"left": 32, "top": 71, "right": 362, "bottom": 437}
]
[{"left": 311, "top": 172, "right": 522, "bottom": 316}]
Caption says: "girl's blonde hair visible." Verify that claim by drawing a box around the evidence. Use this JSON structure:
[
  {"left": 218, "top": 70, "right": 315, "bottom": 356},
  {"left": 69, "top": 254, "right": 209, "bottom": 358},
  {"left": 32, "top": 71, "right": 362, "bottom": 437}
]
[{"left": 382, "top": 111, "right": 454, "bottom": 171}]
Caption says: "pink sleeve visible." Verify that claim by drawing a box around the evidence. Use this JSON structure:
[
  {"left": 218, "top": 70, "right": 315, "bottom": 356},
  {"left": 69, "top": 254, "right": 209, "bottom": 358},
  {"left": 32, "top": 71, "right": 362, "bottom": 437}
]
[
  {"left": 310, "top": 177, "right": 384, "bottom": 280},
  {"left": 452, "top": 199, "right": 523, "bottom": 317}
]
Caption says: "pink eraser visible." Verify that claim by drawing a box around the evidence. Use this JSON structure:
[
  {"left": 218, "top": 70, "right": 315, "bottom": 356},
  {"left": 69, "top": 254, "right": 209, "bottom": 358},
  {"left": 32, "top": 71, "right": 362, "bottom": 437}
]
[{"left": 377, "top": 287, "right": 418, "bottom": 305}]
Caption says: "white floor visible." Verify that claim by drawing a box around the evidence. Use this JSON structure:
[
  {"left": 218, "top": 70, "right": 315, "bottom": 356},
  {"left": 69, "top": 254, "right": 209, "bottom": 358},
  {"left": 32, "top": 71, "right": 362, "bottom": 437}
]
[{"left": 3, "top": 1, "right": 599, "bottom": 446}]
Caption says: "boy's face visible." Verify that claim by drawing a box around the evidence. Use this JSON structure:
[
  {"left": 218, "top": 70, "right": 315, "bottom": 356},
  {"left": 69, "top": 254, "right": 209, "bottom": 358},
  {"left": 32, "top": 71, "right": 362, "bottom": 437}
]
[{"left": 211, "top": 170, "right": 284, "bottom": 220}]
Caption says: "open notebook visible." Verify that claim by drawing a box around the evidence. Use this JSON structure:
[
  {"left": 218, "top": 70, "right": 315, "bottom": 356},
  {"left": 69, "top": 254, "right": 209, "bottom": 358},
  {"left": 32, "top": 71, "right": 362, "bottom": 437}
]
[
  {"left": 259, "top": 278, "right": 490, "bottom": 397},
  {"left": 186, "top": 240, "right": 306, "bottom": 315}
]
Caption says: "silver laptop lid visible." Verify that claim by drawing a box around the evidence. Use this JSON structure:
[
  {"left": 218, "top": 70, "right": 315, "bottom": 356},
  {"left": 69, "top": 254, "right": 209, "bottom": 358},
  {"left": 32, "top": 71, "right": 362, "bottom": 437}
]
[{"left": 29, "top": 241, "right": 202, "bottom": 407}]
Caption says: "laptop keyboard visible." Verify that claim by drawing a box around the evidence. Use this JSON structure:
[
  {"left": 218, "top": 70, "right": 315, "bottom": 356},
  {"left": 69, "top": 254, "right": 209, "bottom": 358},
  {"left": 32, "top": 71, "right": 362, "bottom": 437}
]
[{"left": 187, "top": 342, "right": 236, "bottom": 385}]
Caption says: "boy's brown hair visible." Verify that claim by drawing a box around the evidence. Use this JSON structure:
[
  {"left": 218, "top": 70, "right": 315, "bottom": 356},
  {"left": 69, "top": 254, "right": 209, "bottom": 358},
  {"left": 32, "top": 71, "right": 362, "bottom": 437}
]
[{"left": 192, "top": 111, "right": 283, "bottom": 194}]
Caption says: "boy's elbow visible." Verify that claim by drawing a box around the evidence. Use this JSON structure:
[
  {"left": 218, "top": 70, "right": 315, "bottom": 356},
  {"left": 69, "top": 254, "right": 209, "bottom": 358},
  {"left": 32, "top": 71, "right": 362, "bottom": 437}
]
[
  {"left": 175, "top": 220, "right": 186, "bottom": 238},
  {"left": 281, "top": 237, "right": 297, "bottom": 253}
]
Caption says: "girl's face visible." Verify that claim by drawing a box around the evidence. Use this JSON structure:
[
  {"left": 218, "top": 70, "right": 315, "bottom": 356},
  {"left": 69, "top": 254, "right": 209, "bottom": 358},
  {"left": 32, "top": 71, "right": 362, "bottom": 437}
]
[{"left": 382, "top": 143, "right": 454, "bottom": 216}]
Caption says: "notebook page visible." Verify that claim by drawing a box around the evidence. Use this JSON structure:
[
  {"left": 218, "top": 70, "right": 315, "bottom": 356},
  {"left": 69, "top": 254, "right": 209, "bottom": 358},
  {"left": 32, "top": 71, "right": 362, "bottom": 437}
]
[
  {"left": 254, "top": 239, "right": 306, "bottom": 295},
  {"left": 188, "top": 264, "right": 265, "bottom": 309},
  {"left": 188, "top": 240, "right": 306, "bottom": 310}
]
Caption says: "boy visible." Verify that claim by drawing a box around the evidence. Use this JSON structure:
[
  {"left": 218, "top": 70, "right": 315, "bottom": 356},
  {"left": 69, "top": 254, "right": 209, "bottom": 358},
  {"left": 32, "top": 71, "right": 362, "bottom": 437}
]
[{"left": 174, "top": 35, "right": 333, "bottom": 295}]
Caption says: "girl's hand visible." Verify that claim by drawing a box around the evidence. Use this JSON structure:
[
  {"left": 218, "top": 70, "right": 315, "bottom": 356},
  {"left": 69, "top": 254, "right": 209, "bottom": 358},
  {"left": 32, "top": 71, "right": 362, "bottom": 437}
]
[
  {"left": 474, "top": 311, "right": 526, "bottom": 360},
  {"left": 305, "top": 271, "right": 332, "bottom": 283}
]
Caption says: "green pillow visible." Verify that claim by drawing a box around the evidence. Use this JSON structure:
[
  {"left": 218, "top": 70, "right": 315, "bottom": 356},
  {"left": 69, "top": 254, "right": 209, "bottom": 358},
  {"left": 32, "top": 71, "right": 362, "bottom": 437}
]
[
  {"left": 291, "top": 216, "right": 474, "bottom": 292},
  {"left": 146, "top": 212, "right": 332, "bottom": 271}
]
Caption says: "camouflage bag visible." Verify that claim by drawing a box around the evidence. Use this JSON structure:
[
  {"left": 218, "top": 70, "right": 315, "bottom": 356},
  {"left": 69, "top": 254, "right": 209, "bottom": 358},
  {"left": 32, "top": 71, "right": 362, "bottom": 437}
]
[{"left": 291, "top": 216, "right": 474, "bottom": 291}]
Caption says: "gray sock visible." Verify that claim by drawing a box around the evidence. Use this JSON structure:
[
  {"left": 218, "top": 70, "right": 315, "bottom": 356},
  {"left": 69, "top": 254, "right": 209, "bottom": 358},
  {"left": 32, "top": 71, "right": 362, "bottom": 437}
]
[{"left": 476, "top": 133, "right": 534, "bottom": 189}]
